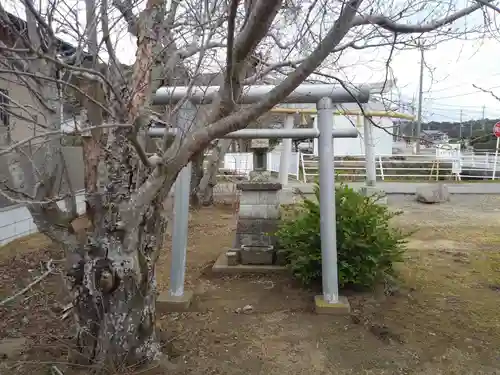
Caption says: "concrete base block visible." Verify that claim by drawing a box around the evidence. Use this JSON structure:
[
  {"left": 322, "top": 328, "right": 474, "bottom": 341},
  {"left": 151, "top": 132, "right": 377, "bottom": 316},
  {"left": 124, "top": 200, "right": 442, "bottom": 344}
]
[
  {"left": 236, "top": 233, "right": 274, "bottom": 247},
  {"left": 240, "top": 245, "right": 274, "bottom": 265},
  {"left": 359, "top": 186, "right": 388, "bottom": 204},
  {"left": 314, "top": 295, "right": 351, "bottom": 315},
  {"left": 226, "top": 250, "right": 240, "bottom": 266},
  {"left": 212, "top": 252, "right": 287, "bottom": 275},
  {"left": 157, "top": 290, "right": 194, "bottom": 313}
]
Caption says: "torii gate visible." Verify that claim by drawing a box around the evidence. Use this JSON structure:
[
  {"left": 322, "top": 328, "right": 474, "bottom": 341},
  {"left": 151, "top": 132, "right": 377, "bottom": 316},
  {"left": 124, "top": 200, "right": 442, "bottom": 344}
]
[{"left": 149, "top": 84, "right": 370, "bottom": 311}]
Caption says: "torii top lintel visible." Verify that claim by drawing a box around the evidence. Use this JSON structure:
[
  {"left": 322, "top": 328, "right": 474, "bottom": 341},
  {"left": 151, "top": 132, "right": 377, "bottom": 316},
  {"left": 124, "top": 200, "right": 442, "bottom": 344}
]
[{"left": 152, "top": 84, "right": 370, "bottom": 106}]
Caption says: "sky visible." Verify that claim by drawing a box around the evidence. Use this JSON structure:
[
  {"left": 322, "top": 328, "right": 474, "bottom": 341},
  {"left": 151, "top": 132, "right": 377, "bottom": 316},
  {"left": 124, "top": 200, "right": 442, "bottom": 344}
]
[
  {"left": 389, "top": 37, "right": 500, "bottom": 123},
  {"left": 3, "top": 0, "right": 500, "bottom": 124},
  {"left": 334, "top": 36, "right": 500, "bottom": 123}
]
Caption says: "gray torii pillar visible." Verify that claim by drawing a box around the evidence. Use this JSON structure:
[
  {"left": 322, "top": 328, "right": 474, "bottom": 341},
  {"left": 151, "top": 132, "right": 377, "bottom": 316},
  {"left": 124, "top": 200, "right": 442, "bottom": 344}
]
[
  {"left": 150, "top": 84, "right": 370, "bottom": 312},
  {"left": 360, "top": 107, "right": 387, "bottom": 204},
  {"left": 279, "top": 115, "right": 295, "bottom": 187}
]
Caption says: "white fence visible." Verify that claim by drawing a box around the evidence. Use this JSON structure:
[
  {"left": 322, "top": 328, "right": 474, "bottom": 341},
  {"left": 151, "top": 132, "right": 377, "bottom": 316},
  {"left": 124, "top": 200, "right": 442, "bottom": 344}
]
[
  {"left": 300, "top": 150, "right": 499, "bottom": 183},
  {"left": 209, "top": 149, "right": 499, "bottom": 182},
  {"left": 0, "top": 191, "right": 87, "bottom": 246},
  {"left": 222, "top": 151, "right": 300, "bottom": 179},
  {"left": 460, "top": 152, "right": 498, "bottom": 171}
]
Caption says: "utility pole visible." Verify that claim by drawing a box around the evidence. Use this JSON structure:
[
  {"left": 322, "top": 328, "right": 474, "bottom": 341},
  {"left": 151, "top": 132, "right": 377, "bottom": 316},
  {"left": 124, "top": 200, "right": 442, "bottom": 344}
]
[
  {"left": 469, "top": 110, "right": 473, "bottom": 138},
  {"left": 459, "top": 109, "right": 463, "bottom": 139},
  {"left": 410, "top": 101, "right": 416, "bottom": 139},
  {"left": 482, "top": 105, "right": 486, "bottom": 132},
  {"left": 415, "top": 45, "right": 425, "bottom": 154}
]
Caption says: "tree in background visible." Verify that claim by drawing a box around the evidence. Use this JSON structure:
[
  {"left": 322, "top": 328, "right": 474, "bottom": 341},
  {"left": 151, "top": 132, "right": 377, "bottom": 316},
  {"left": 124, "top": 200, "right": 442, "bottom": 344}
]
[{"left": 0, "top": 0, "right": 494, "bottom": 370}]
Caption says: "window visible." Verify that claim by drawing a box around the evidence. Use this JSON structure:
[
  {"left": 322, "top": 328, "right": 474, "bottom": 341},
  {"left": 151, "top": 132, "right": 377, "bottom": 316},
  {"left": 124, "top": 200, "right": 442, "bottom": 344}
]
[{"left": 0, "top": 89, "right": 9, "bottom": 127}]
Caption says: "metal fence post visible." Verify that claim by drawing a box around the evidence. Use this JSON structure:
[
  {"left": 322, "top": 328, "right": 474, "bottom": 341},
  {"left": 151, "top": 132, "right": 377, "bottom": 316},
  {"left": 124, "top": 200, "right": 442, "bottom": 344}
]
[
  {"left": 363, "top": 114, "right": 376, "bottom": 186},
  {"left": 317, "top": 97, "right": 339, "bottom": 304},
  {"left": 279, "top": 115, "right": 294, "bottom": 186},
  {"left": 313, "top": 115, "right": 319, "bottom": 157},
  {"left": 169, "top": 101, "right": 195, "bottom": 297}
]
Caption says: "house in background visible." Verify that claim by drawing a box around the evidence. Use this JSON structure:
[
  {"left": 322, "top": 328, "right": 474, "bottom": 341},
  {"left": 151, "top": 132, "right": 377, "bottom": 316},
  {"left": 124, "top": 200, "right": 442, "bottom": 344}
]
[
  {"left": 0, "top": 11, "right": 92, "bottom": 209},
  {"left": 0, "top": 11, "right": 85, "bottom": 144},
  {"left": 272, "top": 98, "right": 400, "bottom": 157},
  {"left": 420, "top": 129, "right": 449, "bottom": 145}
]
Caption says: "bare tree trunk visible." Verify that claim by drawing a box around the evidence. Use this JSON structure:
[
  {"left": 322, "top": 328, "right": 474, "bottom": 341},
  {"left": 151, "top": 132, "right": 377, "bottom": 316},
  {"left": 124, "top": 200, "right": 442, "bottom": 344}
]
[
  {"left": 189, "top": 150, "right": 205, "bottom": 207},
  {"left": 198, "top": 139, "right": 232, "bottom": 206},
  {"left": 238, "top": 139, "right": 247, "bottom": 152},
  {"left": 60, "top": 0, "right": 171, "bottom": 368},
  {"left": 68, "top": 194, "right": 167, "bottom": 367}
]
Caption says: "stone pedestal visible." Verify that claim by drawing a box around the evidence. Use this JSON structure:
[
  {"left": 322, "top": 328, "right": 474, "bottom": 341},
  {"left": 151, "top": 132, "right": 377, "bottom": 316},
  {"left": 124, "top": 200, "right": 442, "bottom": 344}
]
[{"left": 233, "top": 182, "right": 282, "bottom": 265}]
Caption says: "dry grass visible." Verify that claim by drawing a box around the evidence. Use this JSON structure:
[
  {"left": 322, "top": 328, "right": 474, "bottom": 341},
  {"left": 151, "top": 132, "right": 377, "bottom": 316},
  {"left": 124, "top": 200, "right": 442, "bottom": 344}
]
[
  {"left": 0, "top": 199, "right": 499, "bottom": 375},
  {"left": 399, "top": 226, "right": 500, "bottom": 338},
  {"left": 0, "top": 233, "right": 52, "bottom": 258}
]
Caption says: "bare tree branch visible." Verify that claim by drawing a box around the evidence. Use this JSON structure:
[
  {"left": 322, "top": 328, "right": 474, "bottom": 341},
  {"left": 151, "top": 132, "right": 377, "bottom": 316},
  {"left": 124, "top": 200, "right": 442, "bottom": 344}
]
[
  {"left": 223, "top": 0, "right": 239, "bottom": 102},
  {"left": 0, "top": 124, "right": 133, "bottom": 157},
  {"left": 244, "top": 58, "right": 303, "bottom": 84},
  {"left": 353, "top": 1, "right": 493, "bottom": 33},
  {"left": 473, "top": 84, "right": 500, "bottom": 102},
  {"left": 0, "top": 260, "right": 55, "bottom": 307},
  {"left": 112, "top": 0, "right": 138, "bottom": 34},
  {"left": 474, "top": 0, "right": 500, "bottom": 13}
]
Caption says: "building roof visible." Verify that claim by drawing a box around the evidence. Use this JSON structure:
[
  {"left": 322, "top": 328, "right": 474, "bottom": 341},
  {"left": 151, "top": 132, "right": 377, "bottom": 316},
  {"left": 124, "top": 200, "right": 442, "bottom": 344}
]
[{"left": 1, "top": 10, "right": 93, "bottom": 61}]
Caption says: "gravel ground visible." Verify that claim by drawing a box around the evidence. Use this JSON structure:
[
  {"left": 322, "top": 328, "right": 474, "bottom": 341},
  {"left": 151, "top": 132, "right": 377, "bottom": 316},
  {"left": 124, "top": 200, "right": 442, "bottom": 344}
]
[
  {"left": 211, "top": 180, "right": 500, "bottom": 227},
  {"left": 387, "top": 194, "right": 500, "bottom": 228}
]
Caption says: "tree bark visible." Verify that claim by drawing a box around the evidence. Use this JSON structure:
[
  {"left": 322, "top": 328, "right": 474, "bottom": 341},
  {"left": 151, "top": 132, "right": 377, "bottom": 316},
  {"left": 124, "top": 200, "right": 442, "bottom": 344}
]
[
  {"left": 197, "top": 139, "right": 232, "bottom": 206},
  {"left": 63, "top": 0, "right": 170, "bottom": 369},
  {"left": 67, "top": 196, "right": 167, "bottom": 368},
  {"left": 189, "top": 150, "right": 205, "bottom": 207}
]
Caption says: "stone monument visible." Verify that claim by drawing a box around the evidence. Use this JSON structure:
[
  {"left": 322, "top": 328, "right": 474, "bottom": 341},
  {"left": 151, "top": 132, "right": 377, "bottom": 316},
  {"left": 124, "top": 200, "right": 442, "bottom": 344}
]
[{"left": 226, "top": 138, "right": 283, "bottom": 266}]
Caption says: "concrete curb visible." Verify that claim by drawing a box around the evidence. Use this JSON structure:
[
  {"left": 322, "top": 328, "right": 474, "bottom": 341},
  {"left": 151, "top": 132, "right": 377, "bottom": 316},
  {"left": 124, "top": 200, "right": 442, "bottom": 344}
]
[
  {"left": 286, "top": 182, "right": 500, "bottom": 195},
  {"left": 157, "top": 291, "right": 194, "bottom": 312},
  {"left": 212, "top": 252, "right": 288, "bottom": 275}
]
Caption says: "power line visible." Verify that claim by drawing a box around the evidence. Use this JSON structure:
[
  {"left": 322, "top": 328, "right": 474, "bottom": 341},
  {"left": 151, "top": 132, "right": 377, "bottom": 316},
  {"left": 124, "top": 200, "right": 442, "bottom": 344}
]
[
  {"left": 422, "top": 109, "right": 500, "bottom": 122},
  {"left": 424, "top": 104, "right": 500, "bottom": 113},
  {"left": 424, "top": 83, "right": 472, "bottom": 94},
  {"left": 425, "top": 102, "right": 498, "bottom": 109},
  {"left": 428, "top": 107, "right": 500, "bottom": 117},
  {"left": 430, "top": 85, "right": 500, "bottom": 100},
  {"left": 423, "top": 73, "right": 500, "bottom": 94}
]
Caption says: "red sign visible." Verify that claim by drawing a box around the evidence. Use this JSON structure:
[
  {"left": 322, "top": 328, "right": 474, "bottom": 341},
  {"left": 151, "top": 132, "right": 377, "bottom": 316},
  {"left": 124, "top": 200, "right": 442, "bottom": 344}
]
[{"left": 494, "top": 122, "right": 500, "bottom": 138}]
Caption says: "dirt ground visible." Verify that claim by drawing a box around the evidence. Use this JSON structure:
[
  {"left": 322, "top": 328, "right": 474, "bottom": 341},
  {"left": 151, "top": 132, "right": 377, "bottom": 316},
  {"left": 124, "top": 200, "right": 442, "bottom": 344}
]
[{"left": 0, "top": 195, "right": 499, "bottom": 375}]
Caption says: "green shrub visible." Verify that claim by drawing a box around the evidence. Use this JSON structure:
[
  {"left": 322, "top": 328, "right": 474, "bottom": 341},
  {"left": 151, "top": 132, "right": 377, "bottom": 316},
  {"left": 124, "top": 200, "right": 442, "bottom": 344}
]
[{"left": 276, "top": 183, "right": 409, "bottom": 288}]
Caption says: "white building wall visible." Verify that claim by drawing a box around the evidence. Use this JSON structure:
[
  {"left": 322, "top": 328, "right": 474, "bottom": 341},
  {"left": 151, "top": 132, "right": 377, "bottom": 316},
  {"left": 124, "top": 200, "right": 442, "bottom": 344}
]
[{"left": 311, "top": 101, "right": 394, "bottom": 157}]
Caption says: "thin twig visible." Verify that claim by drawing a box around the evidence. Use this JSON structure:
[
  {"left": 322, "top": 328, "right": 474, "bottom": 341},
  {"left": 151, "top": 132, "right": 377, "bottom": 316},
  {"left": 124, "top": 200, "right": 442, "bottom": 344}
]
[
  {"left": 474, "top": 0, "right": 500, "bottom": 13},
  {"left": 50, "top": 365, "right": 65, "bottom": 375},
  {"left": 60, "top": 302, "right": 73, "bottom": 320},
  {"left": 0, "top": 260, "right": 54, "bottom": 307},
  {"left": 473, "top": 84, "right": 500, "bottom": 102},
  {"left": 0, "top": 124, "right": 133, "bottom": 157}
]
